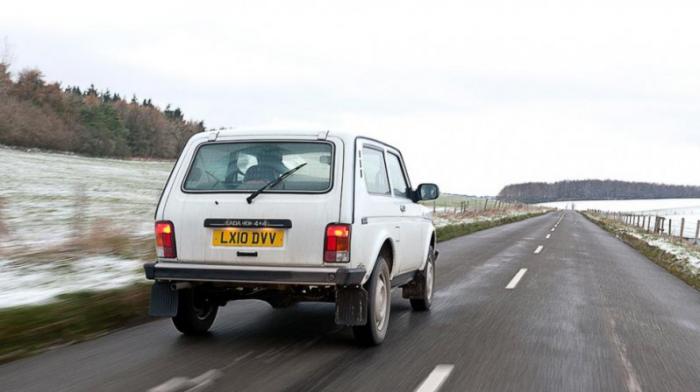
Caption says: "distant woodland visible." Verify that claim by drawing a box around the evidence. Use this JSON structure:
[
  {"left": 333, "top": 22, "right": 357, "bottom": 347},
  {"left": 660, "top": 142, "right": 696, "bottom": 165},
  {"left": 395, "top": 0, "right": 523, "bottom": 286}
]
[
  {"left": 0, "top": 62, "right": 205, "bottom": 158},
  {"left": 497, "top": 180, "right": 700, "bottom": 204}
]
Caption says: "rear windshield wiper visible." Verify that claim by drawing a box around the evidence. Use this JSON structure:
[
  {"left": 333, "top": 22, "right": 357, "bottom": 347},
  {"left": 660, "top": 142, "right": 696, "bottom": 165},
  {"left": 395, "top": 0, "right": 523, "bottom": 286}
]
[{"left": 246, "top": 163, "right": 307, "bottom": 204}]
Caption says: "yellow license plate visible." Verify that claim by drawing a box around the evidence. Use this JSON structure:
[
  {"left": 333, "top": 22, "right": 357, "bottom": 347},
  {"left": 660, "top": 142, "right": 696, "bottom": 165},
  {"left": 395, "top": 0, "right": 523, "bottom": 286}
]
[{"left": 212, "top": 228, "right": 284, "bottom": 247}]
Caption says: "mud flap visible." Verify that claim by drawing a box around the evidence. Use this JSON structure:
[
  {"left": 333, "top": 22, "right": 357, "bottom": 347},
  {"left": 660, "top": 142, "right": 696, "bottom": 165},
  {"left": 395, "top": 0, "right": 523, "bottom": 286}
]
[
  {"left": 403, "top": 249, "right": 438, "bottom": 299},
  {"left": 149, "top": 282, "right": 178, "bottom": 317},
  {"left": 401, "top": 278, "right": 424, "bottom": 299},
  {"left": 335, "top": 286, "right": 368, "bottom": 326}
]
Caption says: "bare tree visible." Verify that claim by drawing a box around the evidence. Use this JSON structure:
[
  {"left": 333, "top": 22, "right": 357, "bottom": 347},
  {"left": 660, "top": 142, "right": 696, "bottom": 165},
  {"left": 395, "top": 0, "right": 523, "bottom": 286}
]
[{"left": 0, "top": 36, "right": 14, "bottom": 66}]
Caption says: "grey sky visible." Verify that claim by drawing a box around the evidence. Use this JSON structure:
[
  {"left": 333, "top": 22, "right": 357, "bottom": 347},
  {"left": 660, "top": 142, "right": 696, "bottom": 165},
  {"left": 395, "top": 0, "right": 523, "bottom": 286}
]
[{"left": 2, "top": 0, "right": 699, "bottom": 195}]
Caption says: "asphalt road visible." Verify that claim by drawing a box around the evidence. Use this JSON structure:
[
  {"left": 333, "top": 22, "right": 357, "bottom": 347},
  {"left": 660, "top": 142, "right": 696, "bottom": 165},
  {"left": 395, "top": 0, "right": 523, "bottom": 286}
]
[{"left": 2, "top": 211, "right": 699, "bottom": 391}]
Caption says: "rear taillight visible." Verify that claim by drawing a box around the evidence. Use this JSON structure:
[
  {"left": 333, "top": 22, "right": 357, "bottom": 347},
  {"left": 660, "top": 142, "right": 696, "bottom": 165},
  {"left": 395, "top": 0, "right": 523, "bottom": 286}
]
[
  {"left": 324, "top": 224, "right": 351, "bottom": 263},
  {"left": 155, "top": 221, "right": 176, "bottom": 258}
]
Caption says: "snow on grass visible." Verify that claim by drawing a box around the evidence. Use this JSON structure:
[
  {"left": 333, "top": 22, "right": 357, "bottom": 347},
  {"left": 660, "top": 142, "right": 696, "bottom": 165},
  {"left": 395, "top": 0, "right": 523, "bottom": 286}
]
[
  {"left": 587, "top": 212, "right": 700, "bottom": 276},
  {"left": 0, "top": 146, "right": 171, "bottom": 308},
  {"left": 0, "top": 256, "right": 145, "bottom": 308},
  {"left": 0, "top": 146, "right": 173, "bottom": 254},
  {"left": 627, "top": 232, "right": 700, "bottom": 272},
  {"left": 432, "top": 206, "right": 547, "bottom": 228}
]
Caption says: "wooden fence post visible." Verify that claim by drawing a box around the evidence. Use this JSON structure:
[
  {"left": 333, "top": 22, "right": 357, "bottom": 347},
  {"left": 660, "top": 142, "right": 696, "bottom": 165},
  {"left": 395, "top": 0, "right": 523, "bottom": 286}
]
[
  {"left": 484, "top": 199, "right": 488, "bottom": 210},
  {"left": 695, "top": 220, "right": 700, "bottom": 245},
  {"left": 668, "top": 219, "right": 672, "bottom": 237},
  {"left": 680, "top": 218, "right": 685, "bottom": 240}
]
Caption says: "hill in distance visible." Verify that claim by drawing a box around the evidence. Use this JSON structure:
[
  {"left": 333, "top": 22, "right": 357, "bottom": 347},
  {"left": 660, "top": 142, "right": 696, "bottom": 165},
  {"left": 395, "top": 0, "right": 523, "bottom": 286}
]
[{"left": 497, "top": 180, "right": 700, "bottom": 204}]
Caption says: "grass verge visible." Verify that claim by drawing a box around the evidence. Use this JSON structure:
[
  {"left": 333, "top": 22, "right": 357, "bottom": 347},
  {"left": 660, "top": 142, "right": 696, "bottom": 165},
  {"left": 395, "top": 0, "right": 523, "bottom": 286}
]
[
  {"left": 1, "top": 210, "right": 547, "bottom": 364},
  {"left": 582, "top": 212, "right": 700, "bottom": 292},
  {"left": 436, "top": 211, "right": 548, "bottom": 242},
  {"left": 0, "top": 284, "right": 151, "bottom": 364}
]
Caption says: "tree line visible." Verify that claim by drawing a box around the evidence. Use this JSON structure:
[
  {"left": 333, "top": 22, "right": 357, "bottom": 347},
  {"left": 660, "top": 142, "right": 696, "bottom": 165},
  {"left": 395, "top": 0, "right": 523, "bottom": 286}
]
[
  {"left": 0, "top": 62, "right": 205, "bottom": 158},
  {"left": 497, "top": 180, "right": 700, "bottom": 204}
]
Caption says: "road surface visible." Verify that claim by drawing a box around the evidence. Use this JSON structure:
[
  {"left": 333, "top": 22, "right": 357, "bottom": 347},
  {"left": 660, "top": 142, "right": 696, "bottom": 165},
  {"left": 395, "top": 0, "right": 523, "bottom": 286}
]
[{"left": 2, "top": 211, "right": 699, "bottom": 391}]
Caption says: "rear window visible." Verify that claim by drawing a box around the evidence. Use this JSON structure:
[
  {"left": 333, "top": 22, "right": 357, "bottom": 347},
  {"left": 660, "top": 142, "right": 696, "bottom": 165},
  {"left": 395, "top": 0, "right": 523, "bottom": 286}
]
[{"left": 183, "top": 142, "right": 333, "bottom": 192}]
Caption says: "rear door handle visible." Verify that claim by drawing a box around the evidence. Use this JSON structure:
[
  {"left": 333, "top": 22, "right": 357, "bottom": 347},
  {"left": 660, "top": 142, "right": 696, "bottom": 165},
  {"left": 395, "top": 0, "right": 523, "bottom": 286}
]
[{"left": 400, "top": 205, "right": 406, "bottom": 212}]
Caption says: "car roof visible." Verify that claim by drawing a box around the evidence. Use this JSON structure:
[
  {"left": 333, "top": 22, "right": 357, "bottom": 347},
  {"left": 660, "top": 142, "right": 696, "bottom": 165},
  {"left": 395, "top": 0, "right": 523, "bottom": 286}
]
[{"left": 195, "top": 129, "right": 396, "bottom": 149}]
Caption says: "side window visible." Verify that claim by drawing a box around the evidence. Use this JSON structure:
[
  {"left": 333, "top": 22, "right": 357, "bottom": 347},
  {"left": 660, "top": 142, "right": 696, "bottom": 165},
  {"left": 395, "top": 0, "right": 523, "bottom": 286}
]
[
  {"left": 386, "top": 153, "right": 409, "bottom": 198},
  {"left": 362, "top": 147, "right": 391, "bottom": 195}
]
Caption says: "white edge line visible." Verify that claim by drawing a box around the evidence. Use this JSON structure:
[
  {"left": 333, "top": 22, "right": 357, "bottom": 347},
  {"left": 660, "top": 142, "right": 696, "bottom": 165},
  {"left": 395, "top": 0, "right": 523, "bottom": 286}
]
[
  {"left": 415, "top": 364, "right": 455, "bottom": 392},
  {"left": 505, "top": 268, "right": 528, "bottom": 290},
  {"left": 534, "top": 245, "right": 544, "bottom": 254}
]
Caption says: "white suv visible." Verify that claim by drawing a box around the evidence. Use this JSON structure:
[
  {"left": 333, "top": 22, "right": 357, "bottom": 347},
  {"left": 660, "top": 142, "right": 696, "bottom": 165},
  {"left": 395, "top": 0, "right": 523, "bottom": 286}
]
[{"left": 145, "top": 130, "right": 440, "bottom": 345}]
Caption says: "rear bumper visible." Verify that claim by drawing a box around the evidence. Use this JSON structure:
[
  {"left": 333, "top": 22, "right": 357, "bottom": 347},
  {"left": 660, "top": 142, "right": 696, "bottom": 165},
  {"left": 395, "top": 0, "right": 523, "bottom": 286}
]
[{"left": 144, "top": 262, "right": 366, "bottom": 286}]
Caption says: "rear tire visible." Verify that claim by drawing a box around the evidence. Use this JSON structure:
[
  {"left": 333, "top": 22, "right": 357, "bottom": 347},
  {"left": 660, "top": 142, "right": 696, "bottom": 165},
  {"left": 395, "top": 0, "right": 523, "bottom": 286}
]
[
  {"left": 172, "top": 288, "right": 218, "bottom": 335},
  {"left": 410, "top": 246, "right": 435, "bottom": 311},
  {"left": 353, "top": 256, "right": 391, "bottom": 346}
]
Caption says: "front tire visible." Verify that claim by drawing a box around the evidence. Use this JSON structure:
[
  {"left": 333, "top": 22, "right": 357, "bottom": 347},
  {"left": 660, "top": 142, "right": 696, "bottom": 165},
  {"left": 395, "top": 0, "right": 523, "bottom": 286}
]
[
  {"left": 172, "top": 288, "right": 218, "bottom": 335},
  {"left": 410, "top": 246, "right": 435, "bottom": 311},
  {"left": 353, "top": 256, "right": 391, "bottom": 346}
]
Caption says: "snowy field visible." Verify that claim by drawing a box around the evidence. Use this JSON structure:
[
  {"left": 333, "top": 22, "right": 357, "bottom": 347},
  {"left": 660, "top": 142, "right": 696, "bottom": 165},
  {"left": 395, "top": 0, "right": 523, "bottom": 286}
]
[
  {"left": 0, "top": 147, "right": 173, "bottom": 308},
  {"left": 540, "top": 199, "right": 700, "bottom": 238}
]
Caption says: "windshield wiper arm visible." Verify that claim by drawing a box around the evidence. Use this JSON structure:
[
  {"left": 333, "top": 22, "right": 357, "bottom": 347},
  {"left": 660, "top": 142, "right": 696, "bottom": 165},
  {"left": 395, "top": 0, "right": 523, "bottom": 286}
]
[{"left": 246, "top": 163, "right": 307, "bottom": 204}]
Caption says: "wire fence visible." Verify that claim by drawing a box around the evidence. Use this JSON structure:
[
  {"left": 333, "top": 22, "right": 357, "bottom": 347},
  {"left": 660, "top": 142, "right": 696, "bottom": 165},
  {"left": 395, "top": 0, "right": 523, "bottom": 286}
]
[
  {"left": 591, "top": 210, "right": 700, "bottom": 245},
  {"left": 424, "top": 197, "right": 537, "bottom": 215}
]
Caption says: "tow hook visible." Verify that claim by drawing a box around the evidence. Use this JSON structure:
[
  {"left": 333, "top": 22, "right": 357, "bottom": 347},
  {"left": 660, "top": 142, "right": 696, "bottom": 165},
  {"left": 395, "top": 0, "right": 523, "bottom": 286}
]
[{"left": 170, "top": 282, "right": 192, "bottom": 291}]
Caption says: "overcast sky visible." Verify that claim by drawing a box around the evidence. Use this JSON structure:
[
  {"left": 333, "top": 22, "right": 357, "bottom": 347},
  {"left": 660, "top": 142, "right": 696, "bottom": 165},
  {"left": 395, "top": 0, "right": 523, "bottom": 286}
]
[{"left": 2, "top": 0, "right": 699, "bottom": 195}]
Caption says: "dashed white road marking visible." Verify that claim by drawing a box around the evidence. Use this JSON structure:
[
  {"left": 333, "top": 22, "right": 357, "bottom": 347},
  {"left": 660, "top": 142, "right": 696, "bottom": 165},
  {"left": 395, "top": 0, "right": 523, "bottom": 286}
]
[
  {"left": 534, "top": 245, "right": 544, "bottom": 254},
  {"left": 148, "top": 369, "right": 222, "bottom": 392},
  {"left": 556, "top": 213, "right": 565, "bottom": 225},
  {"left": 551, "top": 228, "right": 556, "bottom": 232},
  {"left": 415, "top": 364, "right": 454, "bottom": 392},
  {"left": 505, "top": 268, "right": 528, "bottom": 289},
  {"left": 546, "top": 234, "right": 551, "bottom": 239}
]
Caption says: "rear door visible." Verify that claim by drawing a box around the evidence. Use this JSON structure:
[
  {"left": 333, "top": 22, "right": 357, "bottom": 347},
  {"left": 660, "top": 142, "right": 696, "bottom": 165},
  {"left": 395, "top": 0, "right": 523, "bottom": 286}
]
[{"left": 161, "top": 136, "right": 343, "bottom": 267}]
